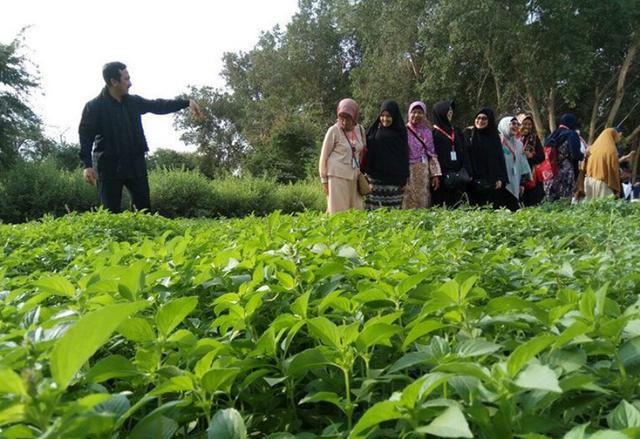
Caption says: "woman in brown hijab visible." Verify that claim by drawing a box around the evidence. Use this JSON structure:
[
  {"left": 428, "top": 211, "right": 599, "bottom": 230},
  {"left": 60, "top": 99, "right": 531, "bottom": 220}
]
[{"left": 584, "top": 127, "right": 623, "bottom": 200}]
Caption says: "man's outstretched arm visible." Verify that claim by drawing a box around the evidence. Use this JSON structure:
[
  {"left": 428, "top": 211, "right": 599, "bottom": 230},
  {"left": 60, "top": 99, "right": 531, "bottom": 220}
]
[{"left": 135, "top": 96, "right": 202, "bottom": 119}]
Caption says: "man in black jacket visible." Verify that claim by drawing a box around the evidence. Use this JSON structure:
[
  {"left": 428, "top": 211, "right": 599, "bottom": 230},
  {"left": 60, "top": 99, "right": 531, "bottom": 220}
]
[{"left": 79, "top": 61, "right": 202, "bottom": 212}]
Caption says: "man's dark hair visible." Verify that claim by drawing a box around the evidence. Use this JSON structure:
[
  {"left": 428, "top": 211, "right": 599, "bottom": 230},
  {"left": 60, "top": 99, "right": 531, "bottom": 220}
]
[{"left": 102, "top": 62, "right": 127, "bottom": 86}]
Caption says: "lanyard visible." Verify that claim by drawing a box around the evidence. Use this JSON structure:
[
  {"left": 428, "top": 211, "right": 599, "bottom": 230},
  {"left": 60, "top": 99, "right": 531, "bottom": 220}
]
[
  {"left": 407, "top": 125, "right": 429, "bottom": 156},
  {"left": 501, "top": 137, "right": 517, "bottom": 163},
  {"left": 433, "top": 125, "right": 455, "bottom": 150},
  {"left": 342, "top": 128, "right": 359, "bottom": 168}
]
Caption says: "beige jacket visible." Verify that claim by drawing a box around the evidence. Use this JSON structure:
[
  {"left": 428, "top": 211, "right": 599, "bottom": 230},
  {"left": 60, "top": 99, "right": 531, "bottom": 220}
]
[{"left": 319, "top": 124, "right": 365, "bottom": 182}]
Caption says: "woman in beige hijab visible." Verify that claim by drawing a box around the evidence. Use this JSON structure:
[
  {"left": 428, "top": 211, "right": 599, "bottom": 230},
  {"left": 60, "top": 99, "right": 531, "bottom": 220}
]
[{"left": 584, "top": 127, "right": 622, "bottom": 200}]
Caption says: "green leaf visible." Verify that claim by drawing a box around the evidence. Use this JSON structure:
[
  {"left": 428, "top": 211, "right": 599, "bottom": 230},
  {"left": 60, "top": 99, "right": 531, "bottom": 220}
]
[
  {"left": 290, "top": 291, "right": 310, "bottom": 319},
  {"left": 403, "top": 320, "right": 445, "bottom": 349},
  {"left": 415, "top": 406, "right": 473, "bottom": 438},
  {"left": 588, "top": 431, "right": 631, "bottom": 439},
  {"left": 562, "top": 424, "right": 588, "bottom": 439},
  {"left": 149, "top": 375, "right": 194, "bottom": 397},
  {"left": 515, "top": 364, "right": 562, "bottom": 393},
  {"left": 348, "top": 401, "right": 401, "bottom": 439},
  {"left": 607, "top": 400, "right": 640, "bottom": 430},
  {"left": 286, "top": 348, "right": 330, "bottom": 378},
  {"left": 307, "top": 317, "right": 341, "bottom": 349},
  {"left": 156, "top": 296, "right": 198, "bottom": 338},
  {"left": 619, "top": 337, "right": 640, "bottom": 372},
  {"left": 388, "top": 352, "right": 432, "bottom": 374},
  {"left": 456, "top": 339, "right": 502, "bottom": 358},
  {"left": 128, "top": 401, "right": 182, "bottom": 439},
  {"left": 33, "top": 275, "right": 75, "bottom": 297},
  {"left": 118, "top": 317, "right": 156, "bottom": 342},
  {"left": 299, "top": 391, "right": 344, "bottom": 411},
  {"left": 0, "top": 404, "right": 25, "bottom": 427},
  {"left": 201, "top": 368, "right": 241, "bottom": 393},
  {"left": 356, "top": 323, "right": 400, "bottom": 351},
  {"left": 0, "top": 368, "right": 26, "bottom": 396},
  {"left": 276, "top": 272, "right": 296, "bottom": 290},
  {"left": 86, "top": 355, "right": 139, "bottom": 383},
  {"left": 50, "top": 301, "right": 148, "bottom": 389},
  {"left": 116, "top": 262, "right": 146, "bottom": 300},
  {"left": 507, "top": 334, "right": 555, "bottom": 376},
  {"left": 208, "top": 408, "right": 247, "bottom": 439}
]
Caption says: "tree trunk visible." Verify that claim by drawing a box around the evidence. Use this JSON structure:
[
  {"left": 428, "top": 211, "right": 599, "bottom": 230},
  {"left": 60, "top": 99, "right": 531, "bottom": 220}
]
[
  {"left": 605, "top": 33, "right": 640, "bottom": 127},
  {"left": 547, "top": 87, "right": 557, "bottom": 133},
  {"left": 588, "top": 86, "right": 601, "bottom": 144},
  {"left": 524, "top": 82, "right": 546, "bottom": 138}
]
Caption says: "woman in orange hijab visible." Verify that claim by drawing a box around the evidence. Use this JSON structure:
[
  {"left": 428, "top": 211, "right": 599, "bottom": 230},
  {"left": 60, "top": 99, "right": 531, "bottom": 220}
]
[{"left": 584, "top": 127, "right": 623, "bottom": 200}]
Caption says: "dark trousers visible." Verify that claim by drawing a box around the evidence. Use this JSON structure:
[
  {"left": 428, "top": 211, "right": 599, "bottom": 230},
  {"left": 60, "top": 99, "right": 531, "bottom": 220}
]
[
  {"left": 98, "top": 176, "right": 150, "bottom": 213},
  {"left": 494, "top": 188, "right": 520, "bottom": 211}
]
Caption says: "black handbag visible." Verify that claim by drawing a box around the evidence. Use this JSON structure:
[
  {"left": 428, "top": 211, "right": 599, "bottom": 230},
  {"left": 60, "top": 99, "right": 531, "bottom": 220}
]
[
  {"left": 474, "top": 178, "right": 494, "bottom": 193},
  {"left": 443, "top": 168, "right": 472, "bottom": 189}
]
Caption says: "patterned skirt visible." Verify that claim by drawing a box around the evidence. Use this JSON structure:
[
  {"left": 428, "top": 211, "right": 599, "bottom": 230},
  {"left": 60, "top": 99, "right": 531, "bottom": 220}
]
[
  {"left": 403, "top": 162, "right": 431, "bottom": 209},
  {"left": 365, "top": 178, "right": 404, "bottom": 210}
]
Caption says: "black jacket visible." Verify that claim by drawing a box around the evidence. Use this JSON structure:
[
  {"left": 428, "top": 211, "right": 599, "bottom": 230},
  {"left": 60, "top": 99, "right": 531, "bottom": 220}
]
[{"left": 79, "top": 87, "right": 189, "bottom": 179}]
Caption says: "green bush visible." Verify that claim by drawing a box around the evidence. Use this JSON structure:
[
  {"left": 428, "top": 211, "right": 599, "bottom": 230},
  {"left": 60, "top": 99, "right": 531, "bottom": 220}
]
[
  {"left": 276, "top": 179, "right": 325, "bottom": 213},
  {"left": 0, "top": 159, "right": 96, "bottom": 223},
  {"left": 0, "top": 162, "right": 325, "bottom": 222},
  {"left": 210, "top": 175, "right": 281, "bottom": 217},
  {"left": 148, "top": 168, "right": 213, "bottom": 218}
]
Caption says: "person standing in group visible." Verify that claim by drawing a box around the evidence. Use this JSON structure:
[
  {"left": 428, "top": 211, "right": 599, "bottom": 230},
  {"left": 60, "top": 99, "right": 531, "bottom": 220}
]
[
  {"left": 543, "top": 113, "right": 584, "bottom": 201},
  {"left": 584, "top": 127, "right": 623, "bottom": 200},
  {"left": 79, "top": 62, "right": 202, "bottom": 213},
  {"left": 431, "top": 100, "right": 472, "bottom": 207},
  {"left": 362, "top": 100, "right": 410, "bottom": 209},
  {"left": 517, "top": 113, "right": 545, "bottom": 206},
  {"left": 403, "top": 101, "right": 442, "bottom": 209},
  {"left": 465, "top": 107, "right": 508, "bottom": 207},
  {"left": 319, "top": 98, "right": 366, "bottom": 214},
  {"left": 497, "top": 116, "right": 532, "bottom": 211}
]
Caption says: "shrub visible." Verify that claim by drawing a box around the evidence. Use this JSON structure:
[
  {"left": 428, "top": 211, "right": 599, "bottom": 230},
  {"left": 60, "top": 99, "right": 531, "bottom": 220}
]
[
  {"left": 0, "top": 159, "right": 96, "bottom": 223},
  {"left": 149, "top": 168, "right": 213, "bottom": 218}
]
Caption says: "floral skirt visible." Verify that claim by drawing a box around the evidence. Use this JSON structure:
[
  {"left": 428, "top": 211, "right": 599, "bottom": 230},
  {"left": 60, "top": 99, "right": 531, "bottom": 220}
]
[
  {"left": 364, "top": 178, "right": 404, "bottom": 210},
  {"left": 402, "top": 162, "right": 431, "bottom": 209}
]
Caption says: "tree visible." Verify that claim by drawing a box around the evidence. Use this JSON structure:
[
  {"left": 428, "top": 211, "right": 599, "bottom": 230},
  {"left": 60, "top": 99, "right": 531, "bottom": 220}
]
[
  {"left": 147, "top": 148, "right": 199, "bottom": 172},
  {"left": 0, "top": 30, "right": 42, "bottom": 170},
  {"left": 174, "top": 87, "right": 246, "bottom": 177}
]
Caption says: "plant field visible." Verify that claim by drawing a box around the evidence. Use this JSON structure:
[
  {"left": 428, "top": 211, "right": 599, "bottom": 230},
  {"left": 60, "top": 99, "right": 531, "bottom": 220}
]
[{"left": 1, "top": 201, "right": 640, "bottom": 438}]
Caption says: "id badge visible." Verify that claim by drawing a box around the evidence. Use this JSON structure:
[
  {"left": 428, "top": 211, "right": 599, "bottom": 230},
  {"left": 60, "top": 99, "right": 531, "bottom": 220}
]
[
  {"left": 352, "top": 157, "right": 358, "bottom": 169},
  {"left": 421, "top": 155, "right": 427, "bottom": 164},
  {"left": 450, "top": 151, "right": 457, "bottom": 161},
  {"left": 512, "top": 164, "right": 518, "bottom": 176}
]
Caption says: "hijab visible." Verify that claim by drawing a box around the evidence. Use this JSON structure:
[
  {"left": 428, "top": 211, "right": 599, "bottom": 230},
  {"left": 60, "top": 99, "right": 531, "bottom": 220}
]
[
  {"left": 498, "top": 116, "right": 517, "bottom": 141},
  {"left": 337, "top": 98, "right": 358, "bottom": 127},
  {"left": 546, "top": 113, "right": 578, "bottom": 147},
  {"left": 407, "top": 101, "right": 428, "bottom": 129},
  {"left": 433, "top": 100, "right": 455, "bottom": 133},
  {"left": 467, "top": 108, "right": 507, "bottom": 183},
  {"left": 364, "top": 100, "right": 409, "bottom": 183},
  {"left": 586, "top": 128, "right": 622, "bottom": 194},
  {"left": 407, "top": 101, "right": 436, "bottom": 158}
]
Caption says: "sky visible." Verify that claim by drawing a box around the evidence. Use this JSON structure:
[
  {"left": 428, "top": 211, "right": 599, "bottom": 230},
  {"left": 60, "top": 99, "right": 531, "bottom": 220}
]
[{"left": 1, "top": 0, "right": 299, "bottom": 152}]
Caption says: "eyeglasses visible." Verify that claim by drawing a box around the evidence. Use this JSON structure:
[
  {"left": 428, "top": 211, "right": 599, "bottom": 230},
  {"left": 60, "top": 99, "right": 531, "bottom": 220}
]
[
  {"left": 510, "top": 121, "right": 521, "bottom": 126},
  {"left": 475, "top": 115, "right": 488, "bottom": 120}
]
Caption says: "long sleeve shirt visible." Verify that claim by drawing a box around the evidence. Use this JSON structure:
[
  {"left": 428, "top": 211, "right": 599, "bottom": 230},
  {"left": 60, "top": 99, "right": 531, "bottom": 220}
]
[
  {"left": 319, "top": 124, "right": 365, "bottom": 182},
  {"left": 79, "top": 87, "right": 189, "bottom": 179}
]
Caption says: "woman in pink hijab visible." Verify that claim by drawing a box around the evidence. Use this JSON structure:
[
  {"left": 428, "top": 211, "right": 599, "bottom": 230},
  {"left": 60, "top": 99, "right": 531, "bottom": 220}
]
[
  {"left": 318, "top": 98, "right": 366, "bottom": 214},
  {"left": 403, "top": 101, "right": 441, "bottom": 208}
]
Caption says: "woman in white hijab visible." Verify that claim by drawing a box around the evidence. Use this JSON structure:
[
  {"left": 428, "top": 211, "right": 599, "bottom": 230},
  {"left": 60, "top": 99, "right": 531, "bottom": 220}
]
[{"left": 497, "top": 116, "right": 532, "bottom": 211}]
